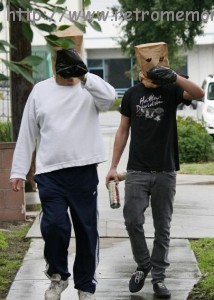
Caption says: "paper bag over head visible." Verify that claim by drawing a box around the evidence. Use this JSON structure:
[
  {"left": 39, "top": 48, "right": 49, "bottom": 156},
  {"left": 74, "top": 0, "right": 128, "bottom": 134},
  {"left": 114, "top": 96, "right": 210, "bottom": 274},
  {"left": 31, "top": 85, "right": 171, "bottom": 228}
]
[
  {"left": 54, "top": 24, "right": 83, "bottom": 53},
  {"left": 52, "top": 24, "right": 83, "bottom": 76},
  {"left": 135, "top": 42, "right": 169, "bottom": 75}
]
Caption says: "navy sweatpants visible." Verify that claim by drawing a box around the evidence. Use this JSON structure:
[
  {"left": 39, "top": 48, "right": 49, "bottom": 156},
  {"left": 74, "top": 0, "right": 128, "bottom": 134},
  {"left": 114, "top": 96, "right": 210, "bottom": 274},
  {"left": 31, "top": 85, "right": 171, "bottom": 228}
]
[{"left": 34, "top": 164, "right": 99, "bottom": 293}]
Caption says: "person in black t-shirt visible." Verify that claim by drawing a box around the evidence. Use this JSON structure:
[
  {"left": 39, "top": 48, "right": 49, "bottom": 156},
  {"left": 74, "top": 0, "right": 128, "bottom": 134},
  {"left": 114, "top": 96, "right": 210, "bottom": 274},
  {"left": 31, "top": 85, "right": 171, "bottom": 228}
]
[{"left": 106, "top": 44, "right": 204, "bottom": 299}]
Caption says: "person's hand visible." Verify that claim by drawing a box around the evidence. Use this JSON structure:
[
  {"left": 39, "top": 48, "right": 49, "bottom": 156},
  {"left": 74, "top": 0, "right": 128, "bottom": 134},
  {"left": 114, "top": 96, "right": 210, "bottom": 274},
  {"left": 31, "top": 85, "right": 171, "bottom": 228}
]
[
  {"left": 147, "top": 66, "right": 177, "bottom": 85},
  {"left": 105, "top": 167, "right": 118, "bottom": 189},
  {"left": 79, "top": 74, "right": 87, "bottom": 85},
  {"left": 55, "top": 48, "right": 88, "bottom": 79},
  {"left": 10, "top": 178, "right": 24, "bottom": 192}
]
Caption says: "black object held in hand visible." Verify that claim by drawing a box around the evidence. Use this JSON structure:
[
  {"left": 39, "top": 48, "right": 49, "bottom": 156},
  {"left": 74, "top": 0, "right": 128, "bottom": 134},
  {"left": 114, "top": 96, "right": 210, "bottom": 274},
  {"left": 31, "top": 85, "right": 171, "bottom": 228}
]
[
  {"left": 55, "top": 48, "right": 88, "bottom": 79},
  {"left": 147, "top": 66, "right": 177, "bottom": 85}
]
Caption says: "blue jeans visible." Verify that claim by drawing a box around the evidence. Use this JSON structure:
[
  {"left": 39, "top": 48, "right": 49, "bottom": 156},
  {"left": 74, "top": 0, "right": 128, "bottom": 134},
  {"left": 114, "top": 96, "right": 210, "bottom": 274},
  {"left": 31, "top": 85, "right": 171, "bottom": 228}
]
[
  {"left": 35, "top": 164, "right": 99, "bottom": 293},
  {"left": 123, "top": 170, "right": 176, "bottom": 284}
]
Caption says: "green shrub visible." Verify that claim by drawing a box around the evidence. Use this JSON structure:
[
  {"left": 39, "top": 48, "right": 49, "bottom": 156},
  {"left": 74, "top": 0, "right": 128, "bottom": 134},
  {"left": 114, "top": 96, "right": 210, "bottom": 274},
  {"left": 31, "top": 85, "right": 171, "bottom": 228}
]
[
  {"left": 0, "top": 121, "right": 12, "bottom": 142},
  {"left": 109, "top": 98, "right": 121, "bottom": 111},
  {"left": 177, "top": 116, "right": 214, "bottom": 163}
]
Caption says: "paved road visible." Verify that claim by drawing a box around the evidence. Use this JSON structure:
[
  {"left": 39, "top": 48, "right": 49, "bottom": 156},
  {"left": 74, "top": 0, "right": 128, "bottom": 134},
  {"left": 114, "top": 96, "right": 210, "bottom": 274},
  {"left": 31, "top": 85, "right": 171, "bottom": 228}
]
[{"left": 6, "top": 111, "right": 214, "bottom": 300}]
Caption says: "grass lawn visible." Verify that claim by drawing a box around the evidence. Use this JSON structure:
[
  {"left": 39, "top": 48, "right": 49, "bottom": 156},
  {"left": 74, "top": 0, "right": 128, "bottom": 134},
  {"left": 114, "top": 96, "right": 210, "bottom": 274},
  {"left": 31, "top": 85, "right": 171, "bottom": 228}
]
[
  {"left": 179, "top": 162, "right": 214, "bottom": 299},
  {"left": 188, "top": 238, "right": 214, "bottom": 299},
  {"left": 0, "top": 220, "right": 33, "bottom": 299},
  {"left": 179, "top": 162, "right": 214, "bottom": 175}
]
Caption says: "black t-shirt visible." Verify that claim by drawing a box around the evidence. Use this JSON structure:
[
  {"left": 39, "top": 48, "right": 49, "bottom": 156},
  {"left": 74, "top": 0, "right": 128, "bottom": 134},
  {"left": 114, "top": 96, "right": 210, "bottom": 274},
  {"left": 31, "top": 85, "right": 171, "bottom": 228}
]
[{"left": 121, "top": 83, "right": 190, "bottom": 172}]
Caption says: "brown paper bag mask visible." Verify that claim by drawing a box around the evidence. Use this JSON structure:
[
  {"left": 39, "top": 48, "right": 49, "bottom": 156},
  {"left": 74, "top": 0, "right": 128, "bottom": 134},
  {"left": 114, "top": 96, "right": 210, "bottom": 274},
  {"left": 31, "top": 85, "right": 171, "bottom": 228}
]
[
  {"left": 52, "top": 24, "right": 83, "bottom": 78},
  {"left": 135, "top": 42, "right": 169, "bottom": 75},
  {"left": 54, "top": 25, "right": 83, "bottom": 53}
]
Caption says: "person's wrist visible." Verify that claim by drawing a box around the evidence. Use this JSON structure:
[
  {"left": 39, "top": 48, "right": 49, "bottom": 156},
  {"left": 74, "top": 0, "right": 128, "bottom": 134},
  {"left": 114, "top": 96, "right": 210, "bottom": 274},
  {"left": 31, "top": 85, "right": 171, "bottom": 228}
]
[
  {"left": 111, "top": 165, "right": 117, "bottom": 170},
  {"left": 80, "top": 73, "right": 87, "bottom": 85}
]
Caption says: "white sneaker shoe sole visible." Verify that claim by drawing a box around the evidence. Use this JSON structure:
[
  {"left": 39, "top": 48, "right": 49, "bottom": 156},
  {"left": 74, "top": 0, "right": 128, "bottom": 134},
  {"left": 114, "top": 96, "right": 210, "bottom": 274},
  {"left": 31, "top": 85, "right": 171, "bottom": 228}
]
[
  {"left": 45, "top": 279, "right": 69, "bottom": 300},
  {"left": 78, "top": 290, "right": 96, "bottom": 300}
]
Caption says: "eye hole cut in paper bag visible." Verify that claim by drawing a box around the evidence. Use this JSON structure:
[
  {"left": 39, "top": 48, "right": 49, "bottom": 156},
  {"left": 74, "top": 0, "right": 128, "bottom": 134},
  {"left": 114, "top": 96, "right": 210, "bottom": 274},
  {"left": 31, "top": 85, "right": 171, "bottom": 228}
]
[
  {"left": 51, "top": 24, "right": 83, "bottom": 77},
  {"left": 135, "top": 42, "right": 169, "bottom": 76}
]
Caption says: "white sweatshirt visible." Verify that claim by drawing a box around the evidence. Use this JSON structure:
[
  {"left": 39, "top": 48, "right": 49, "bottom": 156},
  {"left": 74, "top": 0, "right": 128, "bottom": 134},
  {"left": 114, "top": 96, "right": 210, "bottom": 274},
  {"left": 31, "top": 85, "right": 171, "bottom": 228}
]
[{"left": 10, "top": 73, "right": 116, "bottom": 180}]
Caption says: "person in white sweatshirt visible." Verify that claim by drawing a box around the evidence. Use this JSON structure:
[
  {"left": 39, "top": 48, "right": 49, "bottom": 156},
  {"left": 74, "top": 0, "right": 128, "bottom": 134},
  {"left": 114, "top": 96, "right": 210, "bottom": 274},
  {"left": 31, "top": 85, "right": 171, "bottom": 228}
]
[{"left": 10, "top": 48, "right": 116, "bottom": 300}]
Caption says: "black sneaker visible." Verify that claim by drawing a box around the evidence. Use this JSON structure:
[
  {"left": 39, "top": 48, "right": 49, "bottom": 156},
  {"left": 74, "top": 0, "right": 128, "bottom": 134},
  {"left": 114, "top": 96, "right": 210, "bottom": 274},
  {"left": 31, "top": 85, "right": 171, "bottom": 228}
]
[
  {"left": 153, "top": 281, "right": 171, "bottom": 299},
  {"left": 129, "top": 265, "right": 151, "bottom": 293}
]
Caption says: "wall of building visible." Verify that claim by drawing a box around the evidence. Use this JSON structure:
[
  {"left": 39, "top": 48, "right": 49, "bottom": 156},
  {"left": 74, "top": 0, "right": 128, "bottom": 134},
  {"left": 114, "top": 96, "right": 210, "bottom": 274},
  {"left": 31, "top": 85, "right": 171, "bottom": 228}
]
[
  {"left": 187, "top": 19, "right": 214, "bottom": 86},
  {"left": 0, "top": 143, "right": 25, "bottom": 221},
  {"left": 188, "top": 44, "right": 214, "bottom": 86},
  {"left": 87, "top": 48, "right": 126, "bottom": 59},
  {"left": 1, "top": 1, "right": 214, "bottom": 89}
]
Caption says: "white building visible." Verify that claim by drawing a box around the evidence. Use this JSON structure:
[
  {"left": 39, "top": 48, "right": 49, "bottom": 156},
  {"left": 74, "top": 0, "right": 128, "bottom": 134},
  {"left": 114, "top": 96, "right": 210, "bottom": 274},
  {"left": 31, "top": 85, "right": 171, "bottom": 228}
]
[
  {"left": 188, "top": 20, "right": 214, "bottom": 85},
  {"left": 1, "top": 0, "right": 214, "bottom": 92},
  {"left": 84, "top": 0, "right": 134, "bottom": 95},
  {"left": 84, "top": 0, "right": 214, "bottom": 88}
]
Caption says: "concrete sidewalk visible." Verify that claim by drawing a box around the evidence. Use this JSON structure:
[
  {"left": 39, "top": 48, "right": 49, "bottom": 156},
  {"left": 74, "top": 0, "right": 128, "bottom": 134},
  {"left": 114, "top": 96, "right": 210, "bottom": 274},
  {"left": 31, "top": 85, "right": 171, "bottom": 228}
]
[{"left": 6, "top": 111, "right": 214, "bottom": 300}]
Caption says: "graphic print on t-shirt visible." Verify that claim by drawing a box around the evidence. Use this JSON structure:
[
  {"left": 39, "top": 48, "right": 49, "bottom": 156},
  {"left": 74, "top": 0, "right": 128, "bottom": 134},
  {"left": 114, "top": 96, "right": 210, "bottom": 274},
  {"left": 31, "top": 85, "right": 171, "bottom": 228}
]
[{"left": 136, "top": 93, "right": 164, "bottom": 122}]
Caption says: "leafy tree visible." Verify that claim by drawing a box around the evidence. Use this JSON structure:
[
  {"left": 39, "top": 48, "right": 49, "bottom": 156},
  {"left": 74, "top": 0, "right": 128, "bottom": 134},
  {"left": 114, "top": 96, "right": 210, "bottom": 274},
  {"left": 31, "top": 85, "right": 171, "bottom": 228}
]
[
  {"left": 0, "top": 0, "right": 101, "bottom": 83},
  {"left": 1, "top": 0, "right": 72, "bottom": 141},
  {"left": 115, "top": 0, "right": 214, "bottom": 70},
  {"left": 0, "top": 0, "right": 102, "bottom": 140},
  {"left": 1, "top": 0, "right": 77, "bottom": 83}
]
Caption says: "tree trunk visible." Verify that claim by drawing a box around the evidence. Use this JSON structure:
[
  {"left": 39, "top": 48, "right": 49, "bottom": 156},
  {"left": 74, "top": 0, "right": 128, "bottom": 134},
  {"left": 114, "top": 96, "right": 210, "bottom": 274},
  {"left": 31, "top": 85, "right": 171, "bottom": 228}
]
[
  {"left": 9, "top": 7, "right": 32, "bottom": 141},
  {"left": 9, "top": 6, "right": 36, "bottom": 191}
]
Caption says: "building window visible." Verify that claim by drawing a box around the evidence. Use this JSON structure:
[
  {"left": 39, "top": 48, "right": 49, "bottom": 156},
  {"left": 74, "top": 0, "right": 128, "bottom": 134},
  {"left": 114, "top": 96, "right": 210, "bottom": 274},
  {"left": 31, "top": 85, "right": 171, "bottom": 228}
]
[
  {"left": 88, "top": 59, "right": 103, "bottom": 68},
  {"left": 105, "top": 59, "right": 131, "bottom": 89},
  {"left": 87, "top": 58, "right": 132, "bottom": 90},
  {"left": 175, "top": 55, "right": 188, "bottom": 76},
  {"left": 32, "top": 46, "right": 52, "bottom": 82},
  {"left": 87, "top": 59, "right": 104, "bottom": 79}
]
